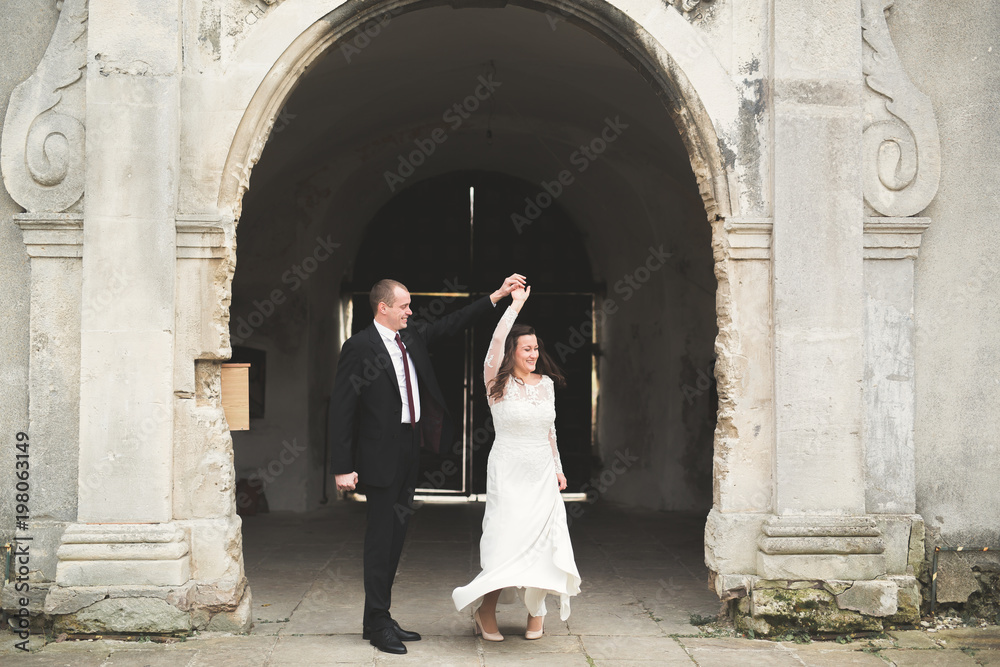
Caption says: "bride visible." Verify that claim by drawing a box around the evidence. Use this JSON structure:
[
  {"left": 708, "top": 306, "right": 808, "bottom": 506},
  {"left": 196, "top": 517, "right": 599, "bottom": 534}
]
[{"left": 452, "top": 285, "right": 582, "bottom": 641}]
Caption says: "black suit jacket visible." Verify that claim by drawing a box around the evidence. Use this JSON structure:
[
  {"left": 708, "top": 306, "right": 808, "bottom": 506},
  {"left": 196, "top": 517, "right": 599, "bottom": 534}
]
[{"left": 328, "top": 295, "right": 497, "bottom": 487}]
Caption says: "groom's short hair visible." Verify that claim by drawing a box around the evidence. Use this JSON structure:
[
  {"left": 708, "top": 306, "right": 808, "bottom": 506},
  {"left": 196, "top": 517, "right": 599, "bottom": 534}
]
[{"left": 370, "top": 279, "right": 407, "bottom": 314}]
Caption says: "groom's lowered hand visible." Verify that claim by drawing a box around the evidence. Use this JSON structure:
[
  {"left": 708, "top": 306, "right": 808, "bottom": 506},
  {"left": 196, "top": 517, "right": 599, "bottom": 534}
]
[{"left": 336, "top": 471, "right": 358, "bottom": 492}]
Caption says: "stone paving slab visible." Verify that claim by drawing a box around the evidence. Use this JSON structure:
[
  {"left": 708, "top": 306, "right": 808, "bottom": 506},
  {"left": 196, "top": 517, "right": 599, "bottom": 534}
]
[
  {"left": 678, "top": 636, "right": 807, "bottom": 667},
  {"left": 594, "top": 661, "right": 692, "bottom": 667},
  {"left": 654, "top": 621, "right": 704, "bottom": 635},
  {"left": 379, "top": 656, "right": 480, "bottom": 667},
  {"left": 100, "top": 648, "right": 213, "bottom": 666},
  {"left": 250, "top": 581, "right": 315, "bottom": 622},
  {"left": 269, "top": 635, "right": 376, "bottom": 665},
  {"left": 165, "top": 635, "right": 279, "bottom": 651},
  {"left": 775, "top": 641, "right": 887, "bottom": 666},
  {"left": 280, "top": 608, "right": 363, "bottom": 635},
  {"left": 396, "top": 635, "right": 481, "bottom": 658},
  {"left": 0, "top": 648, "right": 111, "bottom": 666},
  {"left": 478, "top": 654, "right": 591, "bottom": 666},
  {"left": 880, "top": 648, "right": 982, "bottom": 665},
  {"left": 582, "top": 635, "right": 691, "bottom": 662},
  {"left": 935, "top": 627, "right": 1000, "bottom": 650},
  {"left": 478, "top": 634, "right": 582, "bottom": 655},
  {"left": 891, "top": 629, "right": 943, "bottom": 649},
  {"left": 251, "top": 620, "right": 288, "bottom": 636},
  {"left": 971, "top": 650, "right": 1000, "bottom": 665}
]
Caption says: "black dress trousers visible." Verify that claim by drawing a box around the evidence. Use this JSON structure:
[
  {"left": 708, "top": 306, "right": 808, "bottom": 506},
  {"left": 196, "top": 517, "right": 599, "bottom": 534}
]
[{"left": 361, "top": 421, "right": 421, "bottom": 632}]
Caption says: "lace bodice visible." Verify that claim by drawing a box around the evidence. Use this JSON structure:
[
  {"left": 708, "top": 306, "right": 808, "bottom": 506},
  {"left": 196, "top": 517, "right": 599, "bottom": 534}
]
[{"left": 485, "top": 307, "right": 563, "bottom": 475}]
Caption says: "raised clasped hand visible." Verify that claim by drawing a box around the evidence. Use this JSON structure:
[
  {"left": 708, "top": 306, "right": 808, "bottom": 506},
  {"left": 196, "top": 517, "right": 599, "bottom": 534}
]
[
  {"left": 511, "top": 285, "right": 530, "bottom": 303},
  {"left": 500, "top": 273, "right": 527, "bottom": 297}
]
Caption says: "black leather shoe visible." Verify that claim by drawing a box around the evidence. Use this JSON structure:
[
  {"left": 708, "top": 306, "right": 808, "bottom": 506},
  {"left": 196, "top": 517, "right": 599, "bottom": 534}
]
[
  {"left": 363, "top": 621, "right": 421, "bottom": 642},
  {"left": 390, "top": 620, "right": 421, "bottom": 642},
  {"left": 369, "top": 627, "right": 406, "bottom": 654}
]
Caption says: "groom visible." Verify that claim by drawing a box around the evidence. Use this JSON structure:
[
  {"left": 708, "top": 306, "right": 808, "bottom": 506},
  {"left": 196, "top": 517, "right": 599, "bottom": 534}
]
[{"left": 329, "top": 273, "right": 525, "bottom": 654}]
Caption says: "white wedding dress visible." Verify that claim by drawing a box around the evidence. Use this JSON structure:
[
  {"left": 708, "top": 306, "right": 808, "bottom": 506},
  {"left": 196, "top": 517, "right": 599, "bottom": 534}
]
[{"left": 452, "top": 306, "right": 582, "bottom": 621}]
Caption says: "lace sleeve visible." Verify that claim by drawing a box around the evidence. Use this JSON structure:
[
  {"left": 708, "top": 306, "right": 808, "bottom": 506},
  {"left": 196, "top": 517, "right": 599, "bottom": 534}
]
[
  {"left": 548, "top": 423, "right": 564, "bottom": 475},
  {"left": 484, "top": 306, "right": 518, "bottom": 400}
]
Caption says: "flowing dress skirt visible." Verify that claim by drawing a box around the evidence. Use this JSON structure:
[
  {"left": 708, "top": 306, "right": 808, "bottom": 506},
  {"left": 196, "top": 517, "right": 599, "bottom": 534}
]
[{"left": 452, "top": 438, "right": 581, "bottom": 620}]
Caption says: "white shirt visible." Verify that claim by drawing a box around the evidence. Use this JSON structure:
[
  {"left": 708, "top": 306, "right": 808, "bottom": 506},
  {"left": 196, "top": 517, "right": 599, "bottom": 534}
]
[{"left": 373, "top": 320, "right": 421, "bottom": 423}]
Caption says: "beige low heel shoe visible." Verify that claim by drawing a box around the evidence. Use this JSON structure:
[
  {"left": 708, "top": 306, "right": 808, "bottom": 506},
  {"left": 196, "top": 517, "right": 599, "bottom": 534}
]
[
  {"left": 525, "top": 614, "right": 544, "bottom": 640},
  {"left": 473, "top": 608, "right": 504, "bottom": 642}
]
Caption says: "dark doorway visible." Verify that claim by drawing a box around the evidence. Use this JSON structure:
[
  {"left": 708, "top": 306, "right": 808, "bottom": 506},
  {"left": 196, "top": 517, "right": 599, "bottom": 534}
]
[{"left": 350, "top": 171, "right": 595, "bottom": 494}]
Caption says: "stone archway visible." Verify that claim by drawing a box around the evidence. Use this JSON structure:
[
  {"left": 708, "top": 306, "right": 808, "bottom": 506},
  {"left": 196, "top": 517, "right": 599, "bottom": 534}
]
[
  {"left": 201, "top": 0, "right": 773, "bottom": 632},
  {"left": 221, "top": 0, "right": 756, "bottom": 511}
]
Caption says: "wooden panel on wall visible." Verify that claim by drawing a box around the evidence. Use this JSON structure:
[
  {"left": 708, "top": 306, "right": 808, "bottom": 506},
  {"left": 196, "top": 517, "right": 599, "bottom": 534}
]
[{"left": 221, "top": 363, "right": 251, "bottom": 431}]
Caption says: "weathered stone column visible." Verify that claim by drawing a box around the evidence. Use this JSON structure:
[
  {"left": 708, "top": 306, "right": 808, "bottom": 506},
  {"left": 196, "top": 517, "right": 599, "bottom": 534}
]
[
  {"left": 705, "top": 217, "right": 774, "bottom": 594},
  {"left": 703, "top": 0, "right": 776, "bottom": 601},
  {"left": 48, "top": 2, "right": 192, "bottom": 631},
  {"left": 171, "top": 215, "right": 252, "bottom": 631},
  {"left": 728, "top": 0, "right": 938, "bottom": 633},
  {"left": 764, "top": 0, "right": 880, "bottom": 582}
]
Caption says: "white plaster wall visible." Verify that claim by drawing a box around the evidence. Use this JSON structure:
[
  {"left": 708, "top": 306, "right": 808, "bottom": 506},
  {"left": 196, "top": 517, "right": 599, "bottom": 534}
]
[
  {"left": 892, "top": 0, "right": 1000, "bottom": 597},
  {"left": 0, "top": 1, "right": 63, "bottom": 573}
]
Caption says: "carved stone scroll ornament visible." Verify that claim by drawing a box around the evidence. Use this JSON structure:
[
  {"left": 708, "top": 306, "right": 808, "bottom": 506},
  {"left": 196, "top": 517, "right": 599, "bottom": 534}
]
[
  {"left": 0, "top": 0, "right": 87, "bottom": 213},
  {"left": 861, "top": 0, "right": 941, "bottom": 218},
  {"left": 669, "top": 0, "right": 706, "bottom": 12}
]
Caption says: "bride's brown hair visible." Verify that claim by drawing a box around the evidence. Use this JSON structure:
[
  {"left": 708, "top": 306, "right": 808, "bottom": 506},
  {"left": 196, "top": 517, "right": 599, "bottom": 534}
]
[{"left": 487, "top": 323, "right": 566, "bottom": 402}]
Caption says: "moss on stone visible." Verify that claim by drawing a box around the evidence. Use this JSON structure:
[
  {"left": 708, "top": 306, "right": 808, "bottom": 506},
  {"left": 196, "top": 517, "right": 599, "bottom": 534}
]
[
  {"left": 733, "top": 587, "right": 885, "bottom": 636},
  {"left": 888, "top": 581, "right": 922, "bottom": 624}
]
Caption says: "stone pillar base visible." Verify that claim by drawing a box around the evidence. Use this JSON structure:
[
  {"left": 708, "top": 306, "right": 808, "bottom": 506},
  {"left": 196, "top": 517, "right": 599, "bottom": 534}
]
[
  {"left": 710, "top": 514, "right": 925, "bottom": 635},
  {"left": 43, "top": 578, "right": 252, "bottom": 634},
  {"left": 42, "top": 521, "right": 253, "bottom": 634},
  {"left": 757, "top": 554, "right": 887, "bottom": 581},
  {"left": 55, "top": 524, "right": 191, "bottom": 587},
  {"left": 757, "top": 516, "right": 887, "bottom": 580},
  {"left": 730, "top": 575, "right": 921, "bottom": 636}
]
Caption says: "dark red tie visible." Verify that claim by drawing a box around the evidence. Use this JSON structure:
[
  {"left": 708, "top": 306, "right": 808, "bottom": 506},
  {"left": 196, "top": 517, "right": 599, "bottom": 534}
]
[{"left": 394, "top": 333, "right": 416, "bottom": 423}]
